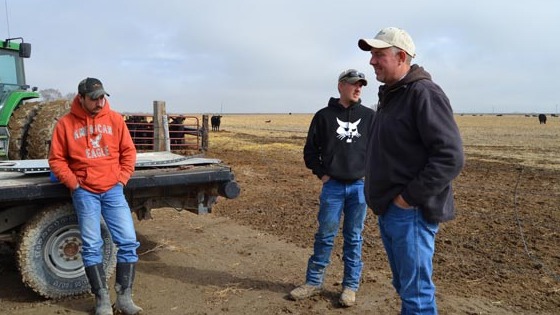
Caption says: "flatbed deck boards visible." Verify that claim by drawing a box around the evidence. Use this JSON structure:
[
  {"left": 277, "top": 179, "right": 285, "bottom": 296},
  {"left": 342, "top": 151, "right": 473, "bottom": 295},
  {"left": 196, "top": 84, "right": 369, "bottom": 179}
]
[{"left": 0, "top": 152, "right": 220, "bottom": 174}]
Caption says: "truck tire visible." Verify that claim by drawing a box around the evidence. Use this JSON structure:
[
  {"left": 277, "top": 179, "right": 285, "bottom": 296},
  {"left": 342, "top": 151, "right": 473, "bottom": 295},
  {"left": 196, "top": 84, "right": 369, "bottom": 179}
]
[
  {"left": 16, "top": 203, "right": 116, "bottom": 299},
  {"left": 26, "top": 99, "right": 71, "bottom": 159},
  {"left": 7, "top": 101, "right": 40, "bottom": 160}
]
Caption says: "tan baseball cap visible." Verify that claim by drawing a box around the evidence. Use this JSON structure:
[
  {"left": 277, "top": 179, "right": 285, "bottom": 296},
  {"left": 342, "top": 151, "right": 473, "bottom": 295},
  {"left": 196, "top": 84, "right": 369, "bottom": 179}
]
[{"left": 358, "top": 27, "right": 416, "bottom": 58}]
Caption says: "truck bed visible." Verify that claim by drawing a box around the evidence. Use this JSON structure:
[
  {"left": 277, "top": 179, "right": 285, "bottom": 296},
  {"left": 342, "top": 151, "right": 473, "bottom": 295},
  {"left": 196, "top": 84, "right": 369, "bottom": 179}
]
[
  {"left": 0, "top": 163, "right": 237, "bottom": 203},
  {"left": 0, "top": 163, "right": 239, "bottom": 237},
  {"left": 0, "top": 153, "right": 240, "bottom": 236}
]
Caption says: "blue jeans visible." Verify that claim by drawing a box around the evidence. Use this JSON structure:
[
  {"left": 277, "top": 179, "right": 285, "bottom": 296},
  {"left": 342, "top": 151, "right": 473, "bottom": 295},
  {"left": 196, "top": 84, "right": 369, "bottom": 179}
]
[
  {"left": 72, "top": 184, "right": 140, "bottom": 267},
  {"left": 378, "top": 203, "right": 439, "bottom": 315},
  {"left": 305, "top": 179, "right": 367, "bottom": 291}
]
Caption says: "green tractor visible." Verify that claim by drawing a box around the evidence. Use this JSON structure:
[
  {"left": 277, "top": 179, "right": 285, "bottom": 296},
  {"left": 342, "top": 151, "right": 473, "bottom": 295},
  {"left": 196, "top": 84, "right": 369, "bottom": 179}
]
[{"left": 0, "top": 37, "right": 70, "bottom": 160}]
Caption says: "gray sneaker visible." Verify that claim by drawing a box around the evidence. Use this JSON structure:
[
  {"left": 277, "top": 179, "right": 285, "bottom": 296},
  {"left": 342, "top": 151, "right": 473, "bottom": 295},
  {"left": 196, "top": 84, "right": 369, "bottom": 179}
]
[
  {"left": 289, "top": 284, "right": 323, "bottom": 300},
  {"left": 339, "top": 287, "right": 356, "bottom": 307}
]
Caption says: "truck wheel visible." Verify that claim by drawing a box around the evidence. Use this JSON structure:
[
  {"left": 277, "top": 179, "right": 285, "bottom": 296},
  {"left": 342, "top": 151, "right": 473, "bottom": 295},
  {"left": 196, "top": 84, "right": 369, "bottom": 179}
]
[
  {"left": 26, "top": 99, "right": 71, "bottom": 159},
  {"left": 16, "top": 203, "right": 116, "bottom": 299},
  {"left": 7, "top": 101, "right": 40, "bottom": 160}
]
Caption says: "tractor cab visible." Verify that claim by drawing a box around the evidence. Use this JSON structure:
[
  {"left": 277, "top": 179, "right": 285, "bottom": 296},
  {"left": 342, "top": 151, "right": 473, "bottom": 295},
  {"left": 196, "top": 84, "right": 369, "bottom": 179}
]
[
  {"left": 0, "top": 38, "right": 40, "bottom": 159},
  {"left": 0, "top": 38, "right": 32, "bottom": 103}
]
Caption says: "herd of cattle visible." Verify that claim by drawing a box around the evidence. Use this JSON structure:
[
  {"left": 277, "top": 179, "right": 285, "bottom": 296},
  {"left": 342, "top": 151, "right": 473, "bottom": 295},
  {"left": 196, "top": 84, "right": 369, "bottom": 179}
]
[
  {"left": 124, "top": 114, "right": 223, "bottom": 151},
  {"left": 465, "top": 113, "right": 555, "bottom": 124}
]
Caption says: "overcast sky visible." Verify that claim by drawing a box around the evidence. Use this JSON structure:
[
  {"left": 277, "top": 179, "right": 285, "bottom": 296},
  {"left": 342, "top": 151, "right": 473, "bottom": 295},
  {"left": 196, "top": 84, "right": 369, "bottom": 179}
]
[{"left": 3, "top": 0, "right": 559, "bottom": 114}]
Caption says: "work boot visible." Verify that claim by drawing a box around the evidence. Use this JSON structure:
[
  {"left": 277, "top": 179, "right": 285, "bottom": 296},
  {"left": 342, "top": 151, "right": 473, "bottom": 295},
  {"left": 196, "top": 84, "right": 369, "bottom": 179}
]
[
  {"left": 339, "top": 287, "right": 356, "bottom": 307},
  {"left": 289, "top": 283, "right": 323, "bottom": 300},
  {"left": 84, "top": 264, "right": 113, "bottom": 315},
  {"left": 114, "top": 262, "right": 143, "bottom": 315}
]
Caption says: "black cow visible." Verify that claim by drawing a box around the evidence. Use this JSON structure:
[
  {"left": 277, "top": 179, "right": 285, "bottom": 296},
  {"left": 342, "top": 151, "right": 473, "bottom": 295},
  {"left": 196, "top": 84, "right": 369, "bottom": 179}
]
[
  {"left": 539, "top": 114, "right": 547, "bottom": 124},
  {"left": 168, "top": 116, "right": 202, "bottom": 150},
  {"left": 211, "top": 115, "right": 222, "bottom": 131},
  {"left": 169, "top": 116, "right": 187, "bottom": 149},
  {"left": 125, "top": 115, "right": 153, "bottom": 149}
]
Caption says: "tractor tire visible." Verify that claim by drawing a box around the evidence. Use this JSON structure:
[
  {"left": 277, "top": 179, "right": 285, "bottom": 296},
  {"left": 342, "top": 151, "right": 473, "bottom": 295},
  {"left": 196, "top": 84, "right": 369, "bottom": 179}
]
[
  {"left": 26, "top": 99, "right": 71, "bottom": 159},
  {"left": 16, "top": 203, "right": 116, "bottom": 299},
  {"left": 7, "top": 101, "right": 40, "bottom": 160}
]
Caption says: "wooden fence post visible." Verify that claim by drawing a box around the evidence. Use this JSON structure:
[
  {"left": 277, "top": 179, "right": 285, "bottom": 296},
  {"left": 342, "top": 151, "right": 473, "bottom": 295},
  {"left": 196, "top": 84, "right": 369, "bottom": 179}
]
[
  {"left": 201, "top": 114, "right": 209, "bottom": 152},
  {"left": 153, "top": 101, "right": 166, "bottom": 152}
]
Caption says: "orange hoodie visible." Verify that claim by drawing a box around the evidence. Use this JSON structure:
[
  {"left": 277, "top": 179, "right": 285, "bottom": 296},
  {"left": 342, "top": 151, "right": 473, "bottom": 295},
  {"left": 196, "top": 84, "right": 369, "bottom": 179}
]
[{"left": 48, "top": 95, "right": 136, "bottom": 193}]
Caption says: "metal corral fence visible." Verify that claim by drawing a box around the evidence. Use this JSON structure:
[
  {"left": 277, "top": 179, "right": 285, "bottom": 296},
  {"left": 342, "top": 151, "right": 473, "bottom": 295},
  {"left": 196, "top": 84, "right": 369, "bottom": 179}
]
[{"left": 123, "top": 114, "right": 205, "bottom": 153}]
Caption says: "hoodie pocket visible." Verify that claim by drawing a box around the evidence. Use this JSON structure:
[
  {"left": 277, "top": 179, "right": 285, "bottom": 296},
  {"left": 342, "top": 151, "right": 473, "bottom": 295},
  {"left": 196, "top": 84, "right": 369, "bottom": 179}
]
[{"left": 86, "top": 165, "right": 119, "bottom": 186}]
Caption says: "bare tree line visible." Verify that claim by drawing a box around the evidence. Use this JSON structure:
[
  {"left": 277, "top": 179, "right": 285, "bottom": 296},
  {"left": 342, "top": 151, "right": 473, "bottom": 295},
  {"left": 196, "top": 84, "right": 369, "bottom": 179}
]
[{"left": 38, "top": 88, "right": 74, "bottom": 101}]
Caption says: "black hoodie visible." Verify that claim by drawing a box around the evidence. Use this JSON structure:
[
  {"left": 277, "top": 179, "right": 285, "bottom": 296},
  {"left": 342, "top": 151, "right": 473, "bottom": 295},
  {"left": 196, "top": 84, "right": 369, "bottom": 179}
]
[
  {"left": 304, "top": 97, "right": 374, "bottom": 182},
  {"left": 364, "top": 64, "right": 464, "bottom": 223}
]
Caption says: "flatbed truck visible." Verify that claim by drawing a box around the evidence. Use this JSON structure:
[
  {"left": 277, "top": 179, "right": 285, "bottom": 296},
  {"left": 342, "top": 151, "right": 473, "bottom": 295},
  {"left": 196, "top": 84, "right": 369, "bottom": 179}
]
[{"left": 0, "top": 153, "right": 240, "bottom": 299}]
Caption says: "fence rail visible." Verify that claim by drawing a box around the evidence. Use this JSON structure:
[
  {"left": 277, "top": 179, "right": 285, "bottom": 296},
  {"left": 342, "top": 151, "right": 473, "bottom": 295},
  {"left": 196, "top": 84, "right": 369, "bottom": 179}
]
[{"left": 124, "top": 114, "right": 202, "bottom": 152}]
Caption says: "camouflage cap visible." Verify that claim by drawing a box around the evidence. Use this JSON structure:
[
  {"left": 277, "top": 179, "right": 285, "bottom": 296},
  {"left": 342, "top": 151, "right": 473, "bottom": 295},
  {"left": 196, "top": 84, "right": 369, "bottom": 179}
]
[{"left": 78, "top": 77, "right": 110, "bottom": 99}]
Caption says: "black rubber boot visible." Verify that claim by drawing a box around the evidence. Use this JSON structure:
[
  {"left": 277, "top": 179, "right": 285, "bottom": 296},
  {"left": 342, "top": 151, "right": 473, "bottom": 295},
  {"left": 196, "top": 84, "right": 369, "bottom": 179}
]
[
  {"left": 84, "top": 264, "right": 113, "bottom": 315},
  {"left": 114, "top": 262, "right": 143, "bottom": 315}
]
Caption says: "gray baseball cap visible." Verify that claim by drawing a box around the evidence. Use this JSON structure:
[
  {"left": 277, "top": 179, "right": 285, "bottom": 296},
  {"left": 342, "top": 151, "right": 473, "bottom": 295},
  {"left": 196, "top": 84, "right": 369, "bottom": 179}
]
[{"left": 338, "top": 69, "right": 367, "bottom": 86}]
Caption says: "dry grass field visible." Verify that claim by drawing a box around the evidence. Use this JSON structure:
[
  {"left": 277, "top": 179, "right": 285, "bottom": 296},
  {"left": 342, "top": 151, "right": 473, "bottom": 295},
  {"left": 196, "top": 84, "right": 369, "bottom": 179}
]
[
  {"left": 456, "top": 114, "right": 560, "bottom": 169},
  {"left": 207, "top": 113, "right": 560, "bottom": 314}
]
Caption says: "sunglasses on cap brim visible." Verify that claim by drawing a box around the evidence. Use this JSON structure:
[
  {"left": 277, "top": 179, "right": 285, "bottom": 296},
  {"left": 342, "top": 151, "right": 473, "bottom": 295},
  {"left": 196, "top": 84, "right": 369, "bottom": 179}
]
[{"left": 340, "top": 71, "right": 365, "bottom": 81}]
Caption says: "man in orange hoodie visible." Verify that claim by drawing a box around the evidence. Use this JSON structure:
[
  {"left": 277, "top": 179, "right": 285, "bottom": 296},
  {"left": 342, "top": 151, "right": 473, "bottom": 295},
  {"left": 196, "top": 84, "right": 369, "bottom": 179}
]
[{"left": 49, "top": 78, "right": 142, "bottom": 315}]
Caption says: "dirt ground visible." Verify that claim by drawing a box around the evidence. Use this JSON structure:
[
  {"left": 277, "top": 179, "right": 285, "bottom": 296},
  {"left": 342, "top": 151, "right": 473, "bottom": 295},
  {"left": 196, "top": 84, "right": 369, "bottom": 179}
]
[{"left": 0, "top": 115, "right": 559, "bottom": 314}]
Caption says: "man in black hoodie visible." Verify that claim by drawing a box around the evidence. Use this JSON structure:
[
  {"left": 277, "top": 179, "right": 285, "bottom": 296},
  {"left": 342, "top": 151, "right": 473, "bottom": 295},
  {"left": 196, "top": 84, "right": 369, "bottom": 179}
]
[
  {"left": 289, "top": 69, "right": 374, "bottom": 307},
  {"left": 358, "top": 27, "right": 464, "bottom": 314}
]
